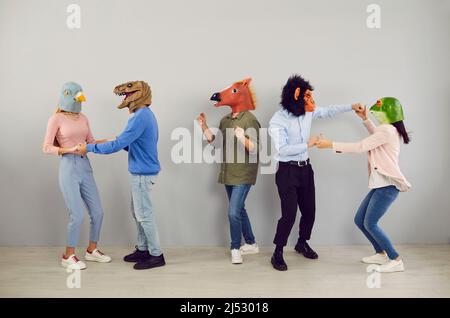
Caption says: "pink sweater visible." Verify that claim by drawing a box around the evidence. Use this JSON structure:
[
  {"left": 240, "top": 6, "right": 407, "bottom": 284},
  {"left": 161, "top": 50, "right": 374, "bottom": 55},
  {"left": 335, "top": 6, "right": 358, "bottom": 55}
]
[
  {"left": 333, "top": 119, "right": 411, "bottom": 192},
  {"left": 43, "top": 112, "right": 95, "bottom": 155}
]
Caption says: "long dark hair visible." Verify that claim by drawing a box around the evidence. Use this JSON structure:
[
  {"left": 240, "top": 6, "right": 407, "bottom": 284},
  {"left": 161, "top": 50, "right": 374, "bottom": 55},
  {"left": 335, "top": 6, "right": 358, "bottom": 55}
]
[{"left": 391, "top": 121, "right": 410, "bottom": 144}]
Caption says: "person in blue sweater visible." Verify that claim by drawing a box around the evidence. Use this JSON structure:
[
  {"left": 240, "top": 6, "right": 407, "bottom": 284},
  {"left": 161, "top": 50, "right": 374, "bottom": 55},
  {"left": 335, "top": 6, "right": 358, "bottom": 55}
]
[{"left": 78, "top": 81, "right": 165, "bottom": 270}]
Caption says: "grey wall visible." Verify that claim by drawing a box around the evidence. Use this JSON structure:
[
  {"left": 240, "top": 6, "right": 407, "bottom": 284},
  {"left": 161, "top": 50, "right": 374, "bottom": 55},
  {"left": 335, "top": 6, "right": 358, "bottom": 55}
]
[{"left": 0, "top": 0, "right": 449, "bottom": 247}]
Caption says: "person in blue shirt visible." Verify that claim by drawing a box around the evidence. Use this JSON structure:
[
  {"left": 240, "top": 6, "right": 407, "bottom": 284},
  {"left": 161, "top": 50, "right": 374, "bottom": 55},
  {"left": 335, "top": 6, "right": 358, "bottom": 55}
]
[
  {"left": 78, "top": 81, "right": 165, "bottom": 270},
  {"left": 269, "top": 74, "right": 363, "bottom": 271}
]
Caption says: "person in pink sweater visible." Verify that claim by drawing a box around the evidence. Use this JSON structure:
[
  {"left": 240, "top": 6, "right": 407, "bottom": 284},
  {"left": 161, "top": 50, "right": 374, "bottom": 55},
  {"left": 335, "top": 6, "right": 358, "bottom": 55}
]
[
  {"left": 316, "top": 97, "right": 411, "bottom": 273},
  {"left": 43, "top": 82, "right": 112, "bottom": 270}
]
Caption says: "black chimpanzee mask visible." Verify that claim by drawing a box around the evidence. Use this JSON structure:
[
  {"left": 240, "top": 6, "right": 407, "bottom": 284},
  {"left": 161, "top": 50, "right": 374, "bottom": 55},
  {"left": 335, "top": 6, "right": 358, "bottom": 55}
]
[{"left": 280, "top": 74, "right": 314, "bottom": 117}]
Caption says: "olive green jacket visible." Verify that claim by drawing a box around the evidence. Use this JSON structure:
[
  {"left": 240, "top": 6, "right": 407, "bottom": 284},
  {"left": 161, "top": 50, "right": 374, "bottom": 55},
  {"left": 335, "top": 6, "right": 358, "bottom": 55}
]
[{"left": 212, "top": 111, "right": 260, "bottom": 185}]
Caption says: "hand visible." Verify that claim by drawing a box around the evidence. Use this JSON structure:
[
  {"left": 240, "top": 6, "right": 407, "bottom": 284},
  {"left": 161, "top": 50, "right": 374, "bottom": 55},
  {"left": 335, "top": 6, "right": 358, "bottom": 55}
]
[
  {"left": 355, "top": 105, "right": 368, "bottom": 121},
  {"left": 58, "top": 145, "right": 78, "bottom": 155},
  {"left": 76, "top": 142, "right": 87, "bottom": 155},
  {"left": 316, "top": 135, "right": 333, "bottom": 149},
  {"left": 234, "top": 126, "right": 245, "bottom": 140},
  {"left": 352, "top": 103, "right": 364, "bottom": 113},
  {"left": 308, "top": 135, "right": 320, "bottom": 148},
  {"left": 196, "top": 113, "right": 206, "bottom": 127}
]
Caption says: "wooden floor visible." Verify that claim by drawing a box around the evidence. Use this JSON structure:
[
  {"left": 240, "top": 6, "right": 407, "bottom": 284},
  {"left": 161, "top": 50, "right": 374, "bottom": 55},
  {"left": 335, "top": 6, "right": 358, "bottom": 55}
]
[{"left": 0, "top": 245, "right": 449, "bottom": 298}]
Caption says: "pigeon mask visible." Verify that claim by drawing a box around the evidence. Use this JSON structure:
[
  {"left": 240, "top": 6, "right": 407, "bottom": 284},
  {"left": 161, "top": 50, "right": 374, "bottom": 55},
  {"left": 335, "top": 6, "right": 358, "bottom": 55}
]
[{"left": 58, "top": 82, "right": 86, "bottom": 113}]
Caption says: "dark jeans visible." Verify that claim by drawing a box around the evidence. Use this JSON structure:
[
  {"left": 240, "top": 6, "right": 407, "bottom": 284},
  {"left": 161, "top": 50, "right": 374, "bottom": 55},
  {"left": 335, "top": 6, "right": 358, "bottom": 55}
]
[
  {"left": 354, "top": 185, "right": 400, "bottom": 260},
  {"left": 225, "top": 184, "right": 256, "bottom": 250},
  {"left": 273, "top": 163, "right": 315, "bottom": 247}
]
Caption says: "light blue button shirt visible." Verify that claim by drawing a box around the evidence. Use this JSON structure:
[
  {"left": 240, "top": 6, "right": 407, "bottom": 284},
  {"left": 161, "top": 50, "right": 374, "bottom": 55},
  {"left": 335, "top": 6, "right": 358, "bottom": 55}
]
[{"left": 269, "top": 105, "right": 352, "bottom": 162}]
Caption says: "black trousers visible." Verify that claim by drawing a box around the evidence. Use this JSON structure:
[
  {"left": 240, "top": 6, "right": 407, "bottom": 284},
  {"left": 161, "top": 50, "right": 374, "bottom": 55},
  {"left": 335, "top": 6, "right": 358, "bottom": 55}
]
[{"left": 273, "top": 162, "right": 316, "bottom": 247}]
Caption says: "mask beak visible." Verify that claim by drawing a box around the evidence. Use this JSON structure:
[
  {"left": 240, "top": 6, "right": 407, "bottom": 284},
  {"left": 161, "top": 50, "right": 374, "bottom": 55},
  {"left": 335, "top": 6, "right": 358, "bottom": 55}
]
[{"left": 75, "top": 92, "right": 86, "bottom": 102}]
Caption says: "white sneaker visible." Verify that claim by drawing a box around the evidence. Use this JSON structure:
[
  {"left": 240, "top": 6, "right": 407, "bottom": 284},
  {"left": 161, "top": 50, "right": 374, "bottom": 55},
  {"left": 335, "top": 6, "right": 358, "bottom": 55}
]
[
  {"left": 84, "top": 249, "right": 112, "bottom": 263},
  {"left": 361, "top": 253, "right": 389, "bottom": 265},
  {"left": 239, "top": 243, "right": 259, "bottom": 255},
  {"left": 231, "top": 249, "right": 243, "bottom": 264},
  {"left": 376, "top": 259, "right": 405, "bottom": 273},
  {"left": 61, "top": 254, "right": 87, "bottom": 270}
]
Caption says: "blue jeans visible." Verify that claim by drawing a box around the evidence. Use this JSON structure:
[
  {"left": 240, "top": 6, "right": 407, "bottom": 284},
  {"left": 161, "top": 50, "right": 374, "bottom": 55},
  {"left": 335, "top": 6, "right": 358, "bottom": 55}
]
[
  {"left": 130, "top": 174, "right": 162, "bottom": 256},
  {"left": 354, "top": 185, "right": 400, "bottom": 260},
  {"left": 59, "top": 154, "right": 103, "bottom": 247},
  {"left": 225, "top": 184, "right": 256, "bottom": 250}
]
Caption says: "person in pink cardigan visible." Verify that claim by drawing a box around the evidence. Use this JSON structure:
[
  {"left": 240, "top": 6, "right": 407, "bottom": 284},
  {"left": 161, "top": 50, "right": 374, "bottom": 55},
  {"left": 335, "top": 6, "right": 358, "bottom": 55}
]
[
  {"left": 316, "top": 97, "right": 411, "bottom": 273},
  {"left": 43, "top": 82, "right": 112, "bottom": 270}
]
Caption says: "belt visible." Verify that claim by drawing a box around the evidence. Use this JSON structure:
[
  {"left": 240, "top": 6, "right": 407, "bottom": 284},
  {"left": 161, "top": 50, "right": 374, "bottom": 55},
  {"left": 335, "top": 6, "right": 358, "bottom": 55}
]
[
  {"left": 280, "top": 158, "right": 310, "bottom": 167},
  {"left": 62, "top": 153, "right": 86, "bottom": 159}
]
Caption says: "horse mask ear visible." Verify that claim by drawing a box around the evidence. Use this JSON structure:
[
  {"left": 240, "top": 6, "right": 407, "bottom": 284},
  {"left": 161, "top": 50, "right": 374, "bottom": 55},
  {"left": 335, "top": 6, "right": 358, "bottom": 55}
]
[{"left": 241, "top": 77, "right": 252, "bottom": 86}]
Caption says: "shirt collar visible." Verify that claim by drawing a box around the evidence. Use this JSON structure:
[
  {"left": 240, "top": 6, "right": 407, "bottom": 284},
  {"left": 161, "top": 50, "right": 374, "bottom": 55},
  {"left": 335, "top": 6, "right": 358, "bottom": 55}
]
[
  {"left": 226, "top": 111, "right": 247, "bottom": 120},
  {"left": 133, "top": 106, "right": 147, "bottom": 116},
  {"left": 279, "top": 108, "right": 293, "bottom": 118},
  {"left": 279, "top": 107, "right": 307, "bottom": 119}
]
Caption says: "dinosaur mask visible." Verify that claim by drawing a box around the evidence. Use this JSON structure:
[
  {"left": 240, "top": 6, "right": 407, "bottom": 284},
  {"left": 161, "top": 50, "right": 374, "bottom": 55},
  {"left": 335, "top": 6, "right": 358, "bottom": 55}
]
[
  {"left": 210, "top": 77, "right": 256, "bottom": 113},
  {"left": 59, "top": 82, "right": 86, "bottom": 113},
  {"left": 370, "top": 97, "right": 404, "bottom": 124},
  {"left": 114, "top": 81, "right": 152, "bottom": 113}
]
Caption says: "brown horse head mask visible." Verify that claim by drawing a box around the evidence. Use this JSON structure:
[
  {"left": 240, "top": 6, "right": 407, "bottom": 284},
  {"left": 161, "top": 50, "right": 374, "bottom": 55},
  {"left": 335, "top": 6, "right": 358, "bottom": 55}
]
[
  {"left": 210, "top": 77, "right": 256, "bottom": 113},
  {"left": 114, "top": 80, "right": 152, "bottom": 113}
]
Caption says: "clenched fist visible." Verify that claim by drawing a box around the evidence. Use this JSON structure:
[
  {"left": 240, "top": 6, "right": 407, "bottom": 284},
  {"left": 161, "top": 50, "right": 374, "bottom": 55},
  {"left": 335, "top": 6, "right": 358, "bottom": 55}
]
[
  {"left": 352, "top": 103, "right": 365, "bottom": 113},
  {"left": 308, "top": 136, "right": 320, "bottom": 148},
  {"left": 196, "top": 113, "right": 207, "bottom": 127},
  {"left": 234, "top": 126, "right": 245, "bottom": 140}
]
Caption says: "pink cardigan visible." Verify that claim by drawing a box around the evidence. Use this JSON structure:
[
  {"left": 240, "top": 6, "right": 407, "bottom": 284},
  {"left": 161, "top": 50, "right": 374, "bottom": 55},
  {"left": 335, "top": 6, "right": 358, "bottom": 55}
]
[
  {"left": 43, "top": 112, "right": 95, "bottom": 155},
  {"left": 333, "top": 119, "right": 411, "bottom": 192}
]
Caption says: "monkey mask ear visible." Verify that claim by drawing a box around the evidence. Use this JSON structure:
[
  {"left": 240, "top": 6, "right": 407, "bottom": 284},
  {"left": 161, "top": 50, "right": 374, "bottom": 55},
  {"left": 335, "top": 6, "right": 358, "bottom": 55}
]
[{"left": 294, "top": 87, "right": 301, "bottom": 101}]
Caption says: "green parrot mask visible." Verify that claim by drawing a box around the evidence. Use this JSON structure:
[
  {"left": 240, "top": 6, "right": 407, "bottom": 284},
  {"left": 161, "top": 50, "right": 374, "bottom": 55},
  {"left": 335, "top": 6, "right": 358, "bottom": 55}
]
[{"left": 370, "top": 97, "right": 404, "bottom": 124}]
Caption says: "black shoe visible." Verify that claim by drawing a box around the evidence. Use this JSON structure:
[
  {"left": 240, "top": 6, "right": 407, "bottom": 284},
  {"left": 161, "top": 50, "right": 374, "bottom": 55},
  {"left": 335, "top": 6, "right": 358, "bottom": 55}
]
[
  {"left": 295, "top": 240, "right": 318, "bottom": 259},
  {"left": 271, "top": 251, "right": 288, "bottom": 271},
  {"left": 123, "top": 246, "right": 151, "bottom": 263},
  {"left": 134, "top": 254, "right": 166, "bottom": 270}
]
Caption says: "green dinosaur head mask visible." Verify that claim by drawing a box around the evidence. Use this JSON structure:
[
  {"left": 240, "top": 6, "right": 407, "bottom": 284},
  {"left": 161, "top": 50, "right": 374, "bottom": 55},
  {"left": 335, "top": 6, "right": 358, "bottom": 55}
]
[
  {"left": 114, "top": 81, "right": 152, "bottom": 113},
  {"left": 370, "top": 97, "right": 404, "bottom": 124},
  {"left": 59, "top": 82, "right": 86, "bottom": 113}
]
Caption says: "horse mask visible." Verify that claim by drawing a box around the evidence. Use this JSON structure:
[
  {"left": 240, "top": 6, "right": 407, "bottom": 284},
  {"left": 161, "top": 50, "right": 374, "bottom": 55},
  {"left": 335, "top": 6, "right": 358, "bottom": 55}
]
[{"left": 210, "top": 77, "right": 256, "bottom": 113}]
